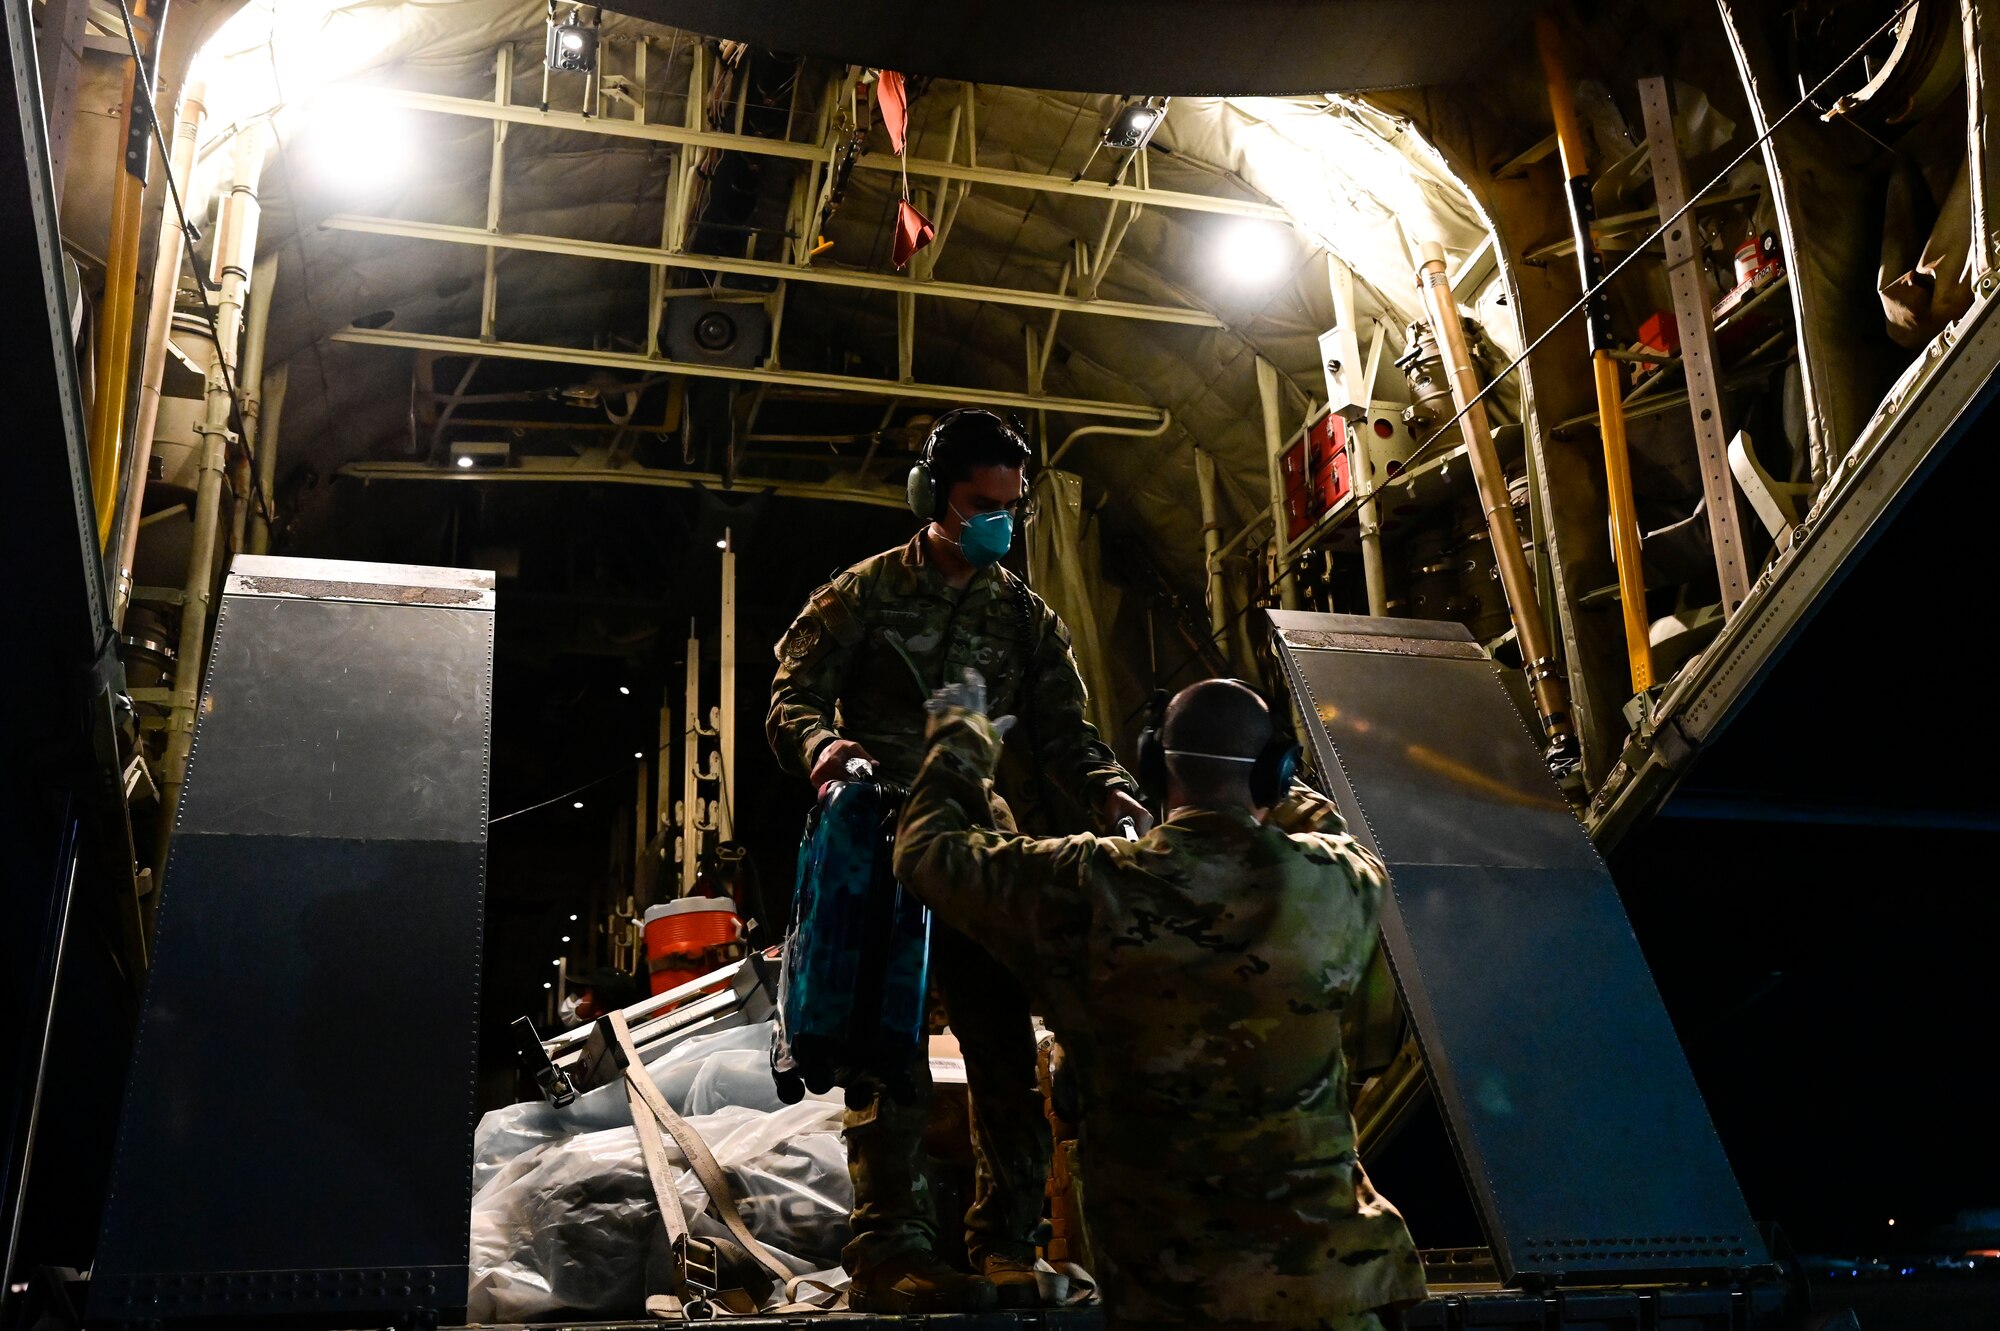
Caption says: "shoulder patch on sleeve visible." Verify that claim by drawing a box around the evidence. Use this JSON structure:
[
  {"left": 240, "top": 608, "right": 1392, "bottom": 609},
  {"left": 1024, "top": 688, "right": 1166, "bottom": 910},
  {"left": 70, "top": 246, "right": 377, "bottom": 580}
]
[
  {"left": 779, "top": 615, "right": 823, "bottom": 664},
  {"left": 809, "top": 580, "right": 865, "bottom": 647}
]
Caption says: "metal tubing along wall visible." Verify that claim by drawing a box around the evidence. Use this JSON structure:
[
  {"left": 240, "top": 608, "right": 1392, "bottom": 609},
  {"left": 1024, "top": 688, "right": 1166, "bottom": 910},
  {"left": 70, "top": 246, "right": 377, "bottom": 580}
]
[
  {"left": 155, "top": 125, "right": 265, "bottom": 866},
  {"left": 1536, "top": 13, "right": 1654, "bottom": 693},
  {"left": 112, "top": 77, "right": 203, "bottom": 628},
  {"left": 231, "top": 253, "right": 277, "bottom": 556}
]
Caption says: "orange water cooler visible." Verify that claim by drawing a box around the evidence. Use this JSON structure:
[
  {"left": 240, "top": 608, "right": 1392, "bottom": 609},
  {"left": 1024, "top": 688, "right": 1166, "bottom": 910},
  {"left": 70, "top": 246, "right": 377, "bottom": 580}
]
[{"left": 643, "top": 897, "right": 744, "bottom": 998}]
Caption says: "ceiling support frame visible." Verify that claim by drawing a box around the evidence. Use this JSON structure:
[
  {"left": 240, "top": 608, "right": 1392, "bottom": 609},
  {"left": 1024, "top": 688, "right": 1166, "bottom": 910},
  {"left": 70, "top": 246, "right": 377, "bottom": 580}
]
[
  {"left": 481, "top": 45, "right": 509, "bottom": 342},
  {"left": 914, "top": 84, "right": 979, "bottom": 279},
  {"left": 339, "top": 451, "right": 910, "bottom": 510},
  {"left": 911, "top": 110, "right": 958, "bottom": 282},
  {"left": 331, "top": 324, "right": 1165, "bottom": 422},
  {"left": 365, "top": 86, "right": 1292, "bottom": 222},
  {"left": 1032, "top": 258, "right": 1075, "bottom": 393},
  {"left": 322, "top": 213, "right": 1226, "bottom": 327},
  {"left": 1077, "top": 148, "right": 1147, "bottom": 301},
  {"left": 896, "top": 290, "right": 915, "bottom": 382}
]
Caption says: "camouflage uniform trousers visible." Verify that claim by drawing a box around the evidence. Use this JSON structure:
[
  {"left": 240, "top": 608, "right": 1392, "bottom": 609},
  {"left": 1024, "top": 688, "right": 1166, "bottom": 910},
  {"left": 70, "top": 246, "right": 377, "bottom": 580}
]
[
  {"left": 841, "top": 919, "right": 1054, "bottom": 1274},
  {"left": 1080, "top": 1142, "right": 1424, "bottom": 1329}
]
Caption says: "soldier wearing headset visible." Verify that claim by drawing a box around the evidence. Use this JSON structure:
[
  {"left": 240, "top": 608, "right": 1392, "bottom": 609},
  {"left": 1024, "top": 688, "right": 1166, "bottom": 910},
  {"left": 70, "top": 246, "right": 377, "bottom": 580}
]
[
  {"left": 767, "top": 408, "right": 1150, "bottom": 1312},
  {"left": 895, "top": 674, "right": 1427, "bottom": 1331}
]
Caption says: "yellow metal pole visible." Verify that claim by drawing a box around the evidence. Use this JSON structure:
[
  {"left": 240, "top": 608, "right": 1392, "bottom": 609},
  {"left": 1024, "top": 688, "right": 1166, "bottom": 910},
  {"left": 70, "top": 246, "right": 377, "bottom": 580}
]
[
  {"left": 1592, "top": 354, "right": 1652, "bottom": 685},
  {"left": 1537, "top": 11, "right": 1653, "bottom": 692},
  {"left": 87, "top": 0, "right": 151, "bottom": 547}
]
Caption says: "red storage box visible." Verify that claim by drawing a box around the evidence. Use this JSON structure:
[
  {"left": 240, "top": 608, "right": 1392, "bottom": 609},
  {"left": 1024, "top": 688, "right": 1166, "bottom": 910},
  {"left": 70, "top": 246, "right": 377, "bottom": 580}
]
[{"left": 1280, "top": 412, "right": 1353, "bottom": 542}]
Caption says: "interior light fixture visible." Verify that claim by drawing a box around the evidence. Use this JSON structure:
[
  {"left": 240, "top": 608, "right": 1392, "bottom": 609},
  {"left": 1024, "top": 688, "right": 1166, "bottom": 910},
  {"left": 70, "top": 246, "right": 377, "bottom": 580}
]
[
  {"left": 449, "top": 440, "right": 510, "bottom": 470},
  {"left": 560, "top": 935, "right": 570, "bottom": 943},
  {"left": 309, "top": 93, "right": 416, "bottom": 196},
  {"left": 1102, "top": 97, "right": 1169, "bottom": 152},
  {"left": 552, "top": 959, "right": 561, "bottom": 966},
  {"left": 569, "top": 914, "right": 579, "bottom": 921},
  {"left": 714, "top": 538, "right": 727, "bottom": 550},
  {"left": 633, "top": 751, "right": 643, "bottom": 759},
  {"left": 572, "top": 800, "right": 584, "bottom": 809},
  {"left": 1217, "top": 219, "right": 1291, "bottom": 289},
  {"left": 543, "top": 981, "right": 552, "bottom": 990},
  {"left": 544, "top": 9, "right": 599, "bottom": 74},
  {"left": 618, "top": 686, "right": 631, "bottom": 696}
]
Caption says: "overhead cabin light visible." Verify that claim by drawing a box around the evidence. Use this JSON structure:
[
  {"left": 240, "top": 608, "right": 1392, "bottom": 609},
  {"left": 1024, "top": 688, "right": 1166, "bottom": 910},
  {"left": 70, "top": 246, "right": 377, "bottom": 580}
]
[
  {"left": 1102, "top": 97, "right": 1170, "bottom": 152},
  {"left": 309, "top": 93, "right": 416, "bottom": 195},
  {"left": 545, "top": 9, "right": 599, "bottom": 74},
  {"left": 1217, "top": 218, "right": 1291, "bottom": 289},
  {"left": 450, "top": 440, "right": 511, "bottom": 470}
]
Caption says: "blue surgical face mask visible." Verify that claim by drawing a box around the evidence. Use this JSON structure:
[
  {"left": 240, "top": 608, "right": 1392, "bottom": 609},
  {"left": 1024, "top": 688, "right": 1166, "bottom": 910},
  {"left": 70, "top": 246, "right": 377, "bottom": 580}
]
[{"left": 951, "top": 506, "right": 1014, "bottom": 567}]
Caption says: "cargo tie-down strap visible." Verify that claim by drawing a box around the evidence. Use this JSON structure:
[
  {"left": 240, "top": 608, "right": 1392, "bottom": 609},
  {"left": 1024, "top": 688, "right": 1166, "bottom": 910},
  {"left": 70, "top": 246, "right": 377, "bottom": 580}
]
[{"left": 603, "top": 1011, "right": 843, "bottom": 1319}]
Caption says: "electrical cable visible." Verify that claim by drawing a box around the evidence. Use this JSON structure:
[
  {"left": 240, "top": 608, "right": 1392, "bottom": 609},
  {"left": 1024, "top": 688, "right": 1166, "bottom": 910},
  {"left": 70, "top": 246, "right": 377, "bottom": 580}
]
[
  {"left": 492, "top": 740, "right": 672, "bottom": 824},
  {"left": 1127, "top": 0, "right": 1923, "bottom": 720},
  {"left": 113, "top": 0, "right": 275, "bottom": 526}
]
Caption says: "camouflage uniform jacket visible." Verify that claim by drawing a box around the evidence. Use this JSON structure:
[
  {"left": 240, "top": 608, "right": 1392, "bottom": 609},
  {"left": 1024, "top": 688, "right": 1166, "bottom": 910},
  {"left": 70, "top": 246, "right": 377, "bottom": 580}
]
[
  {"left": 766, "top": 532, "right": 1136, "bottom": 802},
  {"left": 894, "top": 710, "right": 1428, "bottom": 1325}
]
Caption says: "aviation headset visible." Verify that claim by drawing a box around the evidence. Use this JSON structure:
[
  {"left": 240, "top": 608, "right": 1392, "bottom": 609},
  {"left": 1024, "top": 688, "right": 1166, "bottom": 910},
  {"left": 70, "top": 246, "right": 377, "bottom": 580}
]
[
  {"left": 1136, "top": 681, "right": 1303, "bottom": 808},
  {"left": 906, "top": 408, "right": 1031, "bottom": 521}
]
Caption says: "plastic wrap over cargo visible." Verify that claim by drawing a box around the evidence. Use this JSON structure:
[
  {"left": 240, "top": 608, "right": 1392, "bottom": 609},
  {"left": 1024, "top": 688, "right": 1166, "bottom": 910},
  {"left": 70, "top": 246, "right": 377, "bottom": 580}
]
[{"left": 469, "top": 1021, "right": 850, "bottom": 1321}]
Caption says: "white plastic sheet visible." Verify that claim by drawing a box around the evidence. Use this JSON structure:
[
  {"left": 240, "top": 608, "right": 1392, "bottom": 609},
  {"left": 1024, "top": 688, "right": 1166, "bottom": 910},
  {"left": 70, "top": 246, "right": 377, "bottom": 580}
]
[{"left": 468, "top": 1020, "right": 850, "bottom": 1322}]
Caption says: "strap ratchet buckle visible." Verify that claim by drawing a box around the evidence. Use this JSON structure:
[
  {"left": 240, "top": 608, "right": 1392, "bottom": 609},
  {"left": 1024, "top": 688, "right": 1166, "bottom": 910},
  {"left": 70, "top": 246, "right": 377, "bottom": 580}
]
[{"left": 676, "top": 1234, "right": 724, "bottom": 1320}]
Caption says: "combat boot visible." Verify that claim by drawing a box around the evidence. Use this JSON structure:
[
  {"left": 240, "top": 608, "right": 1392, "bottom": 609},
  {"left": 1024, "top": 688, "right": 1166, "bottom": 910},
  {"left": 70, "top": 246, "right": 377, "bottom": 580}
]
[
  {"left": 848, "top": 1249, "right": 998, "bottom": 1313},
  {"left": 982, "top": 1251, "right": 1046, "bottom": 1309}
]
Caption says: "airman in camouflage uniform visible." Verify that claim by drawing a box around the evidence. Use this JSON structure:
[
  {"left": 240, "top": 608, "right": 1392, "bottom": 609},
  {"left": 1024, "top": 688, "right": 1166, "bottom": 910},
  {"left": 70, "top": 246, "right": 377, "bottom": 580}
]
[
  {"left": 768, "top": 531, "right": 1132, "bottom": 799},
  {"left": 894, "top": 677, "right": 1427, "bottom": 1329},
  {"left": 766, "top": 413, "right": 1145, "bottom": 1312}
]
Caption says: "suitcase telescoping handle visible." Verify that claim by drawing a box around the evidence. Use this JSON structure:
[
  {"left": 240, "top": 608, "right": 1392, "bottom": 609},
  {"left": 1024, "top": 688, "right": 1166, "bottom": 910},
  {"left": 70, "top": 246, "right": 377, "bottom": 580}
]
[{"left": 1115, "top": 816, "right": 1140, "bottom": 840}]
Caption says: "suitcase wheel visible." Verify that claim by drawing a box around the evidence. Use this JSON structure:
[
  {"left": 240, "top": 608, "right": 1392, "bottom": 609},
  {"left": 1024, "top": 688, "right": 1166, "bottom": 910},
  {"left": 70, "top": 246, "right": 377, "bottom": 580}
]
[{"left": 773, "top": 1069, "right": 806, "bottom": 1105}]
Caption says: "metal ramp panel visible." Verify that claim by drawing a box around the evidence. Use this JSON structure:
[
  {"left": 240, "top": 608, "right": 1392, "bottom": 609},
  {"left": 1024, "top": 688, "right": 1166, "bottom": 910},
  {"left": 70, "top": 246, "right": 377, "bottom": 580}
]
[{"left": 1270, "top": 611, "right": 1767, "bottom": 1287}]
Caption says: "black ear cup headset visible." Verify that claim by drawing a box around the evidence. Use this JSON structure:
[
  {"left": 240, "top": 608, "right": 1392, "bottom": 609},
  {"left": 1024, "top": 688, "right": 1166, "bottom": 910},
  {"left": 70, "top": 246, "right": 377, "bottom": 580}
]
[
  {"left": 906, "top": 408, "right": 1030, "bottom": 521},
  {"left": 1136, "top": 682, "right": 1302, "bottom": 808}
]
